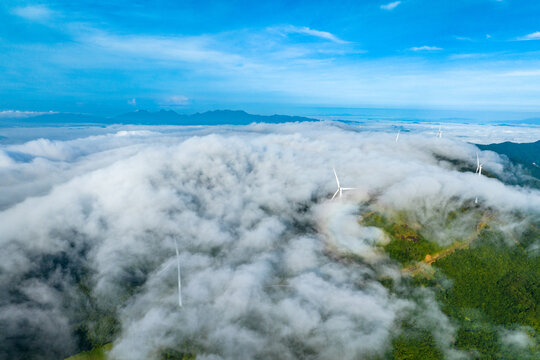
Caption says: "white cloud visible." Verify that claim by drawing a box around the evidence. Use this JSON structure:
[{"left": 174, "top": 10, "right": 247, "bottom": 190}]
[
  {"left": 517, "top": 31, "right": 540, "bottom": 41},
  {"left": 499, "top": 69, "right": 540, "bottom": 77},
  {"left": 281, "top": 26, "right": 348, "bottom": 44},
  {"left": 83, "top": 32, "right": 245, "bottom": 65},
  {"left": 449, "top": 53, "right": 489, "bottom": 60},
  {"left": 165, "top": 95, "right": 189, "bottom": 105},
  {"left": 12, "top": 5, "right": 53, "bottom": 21},
  {"left": 0, "top": 110, "right": 56, "bottom": 119},
  {"left": 500, "top": 329, "right": 533, "bottom": 349},
  {"left": 0, "top": 123, "right": 537, "bottom": 358},
  {"left": 380, "top": 1, "right": 401, "bottom": 10},
  {"left": 410, "top": 46, "right": 443, "bottom": 51}
]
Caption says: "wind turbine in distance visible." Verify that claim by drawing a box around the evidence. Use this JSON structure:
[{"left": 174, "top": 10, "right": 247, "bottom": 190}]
[
  {"left": 476, "top": 152, "right": 484, "bottom": 175},
  {"left": 437, "top": 124, "right": 442, "bottom": 138},
  {"left": 475, "top": 153, "right": 484, "bottom": 204},
  {"left": 395, "top": 130, "right": 400, "bottom": 143},
  {"left": 331, "top": 168, "right": 358, "bottom": 199},
  {"left": 174, "top": 238, "right": 182, "bottom": 307}
]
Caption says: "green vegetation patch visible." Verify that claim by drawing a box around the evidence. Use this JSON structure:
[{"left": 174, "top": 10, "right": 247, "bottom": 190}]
[
  {"left": 65, "top": 343, "right": 112, "bottom": 360},
  {"left": 73, "top": 275, "right": 120, "bottom": 351},
  {"left": 435, "top": 234, "right": 539, "bottom": 332},
  {"left": 362, "top": 212, "right": 442, "bottom": 266},
  {"left": 365, "top": 208, "right": 539, "bottom": 359},
  {"left": 391, "top": 330, "right": 443, "bottom": 360},
  {"left": 427, "top": 227, "right": 540, "bottom": 358}
]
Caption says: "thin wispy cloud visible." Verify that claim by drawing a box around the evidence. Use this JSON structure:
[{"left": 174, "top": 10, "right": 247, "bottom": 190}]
[
  {"left": 164, "top": 95, "right": 189, "bottom": 105},
  {"left": 449, "top": 53, "right": 490, "bottom": 60},
  {"left": 410, "top": 46, "right": 442, "bottom": 51},
  {"left": 0, "top": 110, "right": 56, "bottom": 118},
  {"left": 499, "top": 69, "right": 540, "bottom": 77},
  {"left": 282, "top": 26, "right": 348, "bottom": 44},
  {"left": 12, "top": 5, "right": 54, "bottom": 21},
  {"left": 84, "top": 32, "right": 245, "bottom": 65},
  {"left": 380, "top": 1, "right": 401, "bottom": 11},
  {"left": 517, "top": 31, "right": 540, "bottom": 41}
]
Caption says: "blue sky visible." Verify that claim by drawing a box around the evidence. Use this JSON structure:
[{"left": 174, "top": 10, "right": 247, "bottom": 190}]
[{"left": 1, "top": 0, "right": 540, "bottom": 116}]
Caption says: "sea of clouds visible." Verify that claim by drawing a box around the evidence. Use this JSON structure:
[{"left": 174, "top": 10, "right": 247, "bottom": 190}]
[{"left": 0, "top": 122, "right": 538, "bottom": 360}]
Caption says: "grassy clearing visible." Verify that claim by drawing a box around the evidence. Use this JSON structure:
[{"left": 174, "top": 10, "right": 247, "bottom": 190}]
[{"left": 361, "top": 212, "right": 442, "bottom": 266}]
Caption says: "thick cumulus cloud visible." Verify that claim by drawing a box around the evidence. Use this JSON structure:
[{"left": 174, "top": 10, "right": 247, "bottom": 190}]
[{"left": 0, "top": 122, "right": 539, "bottom": 360}]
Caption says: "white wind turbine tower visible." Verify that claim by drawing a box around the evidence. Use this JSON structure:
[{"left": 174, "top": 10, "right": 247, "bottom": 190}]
[
  {"left": 174, "top": 238, "right": 182, "bottom": 307},
  {"left": 475, "top": 152, "right": 484, "bottom": 175},
  {"left": 475, "top": 153, "right": 484, "bottom": 204},
  {"left": 395, "top": 130, "right": 400, "bottom": 143},
  {"left": 331, "top": 168, "right": 358, "bottom": 199},
  {"left": 437, "top": 124, "right": 443, "bottom": 138}
]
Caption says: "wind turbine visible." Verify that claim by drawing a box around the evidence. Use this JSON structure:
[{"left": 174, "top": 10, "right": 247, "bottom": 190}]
[
  {"left": 331, "top": 168, "right": 358, "bottom": 200},
  {"left": 395, "top": 130, "right": 400, "bottom": 143},
  {"left": 437, "top": 124, "right": 442, "bottom": 138},
  {"left": 475, "top": 153, "right": 484, "bottom": 204},
  {"left": 475, "top": 153, "right": 484, "bottom": 175},
  {"left": 174, "top": 238, "right": 182, "bottom": 307}
]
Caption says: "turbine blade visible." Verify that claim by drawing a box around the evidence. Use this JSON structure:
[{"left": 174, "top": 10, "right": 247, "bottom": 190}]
[
  {"left": 333, "top": 168, "right": 340, "bottom": 187},
  {"left": 341, "top": 187, "right": 358, "bottom": 190},
  {"left": 156, "top": 262, "right": 173, "bottom": 276},
  {"left": 331, "top": 188, "right": 340, "bottom": 200},
  {"left": 476, "top": 153, "right": 480, "bottom": 167},
  {"left": 174, "top": 238, "right": 182, "bottom": 307}
]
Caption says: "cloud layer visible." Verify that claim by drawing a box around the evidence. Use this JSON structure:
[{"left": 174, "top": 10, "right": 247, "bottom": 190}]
[{"left": 0, "top": 122, "right": 538, "bottom": 359}]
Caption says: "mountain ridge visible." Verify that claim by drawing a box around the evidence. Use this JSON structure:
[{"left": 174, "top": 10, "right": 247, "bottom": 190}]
[
  {"left": 478, "top": 140, "right": 540, "bottom": 182},
  {"left": 0, "top": 109, "right": 317, "bottom": 126}
]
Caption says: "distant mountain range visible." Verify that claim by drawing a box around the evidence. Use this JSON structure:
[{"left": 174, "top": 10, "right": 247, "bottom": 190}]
[
  {"left": 0, "top": 109, "right": 316, "bottom": 126},
  {"left": 115, "top": 109, "right": 316, "bottom": 125}
]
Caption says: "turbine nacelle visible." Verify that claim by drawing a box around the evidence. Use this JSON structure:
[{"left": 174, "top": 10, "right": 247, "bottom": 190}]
[{"left": 331, "top": 168, "right": 358, "bottom": 199}]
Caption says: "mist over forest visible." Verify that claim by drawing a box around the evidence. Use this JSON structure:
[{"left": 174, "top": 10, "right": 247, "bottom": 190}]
[{"left": 0, "top": 121, "right": 538, "bottom": 360}]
